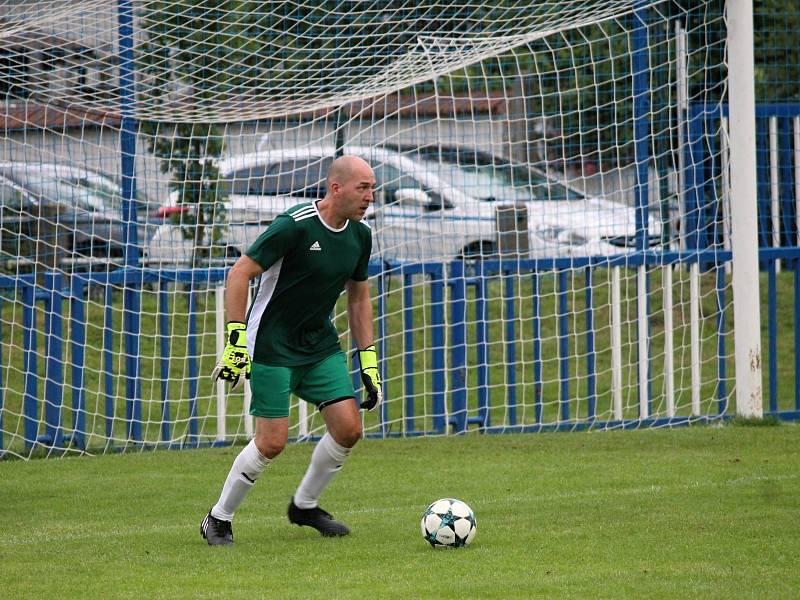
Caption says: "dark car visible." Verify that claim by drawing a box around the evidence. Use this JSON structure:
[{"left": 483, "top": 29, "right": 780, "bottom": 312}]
[{"left": 0, "top": 162, "right": 177, "bottom": 270}]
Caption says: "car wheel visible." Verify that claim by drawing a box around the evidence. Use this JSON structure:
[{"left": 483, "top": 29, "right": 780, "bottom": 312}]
[{"left": 458, "top": 241, "right": 497, "bottom": 261}]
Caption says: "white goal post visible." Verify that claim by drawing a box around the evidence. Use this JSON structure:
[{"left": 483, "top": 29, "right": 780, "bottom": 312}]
[{"left": 726, "top": 0, "right": 764, "bottom": 418}]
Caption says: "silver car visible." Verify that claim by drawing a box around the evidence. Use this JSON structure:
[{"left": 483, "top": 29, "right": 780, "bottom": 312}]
[
  {"left": 0, "top": 162, "right": 172, "bottom": 270},
  {"left": 144, "top": 145, "right": 658, "bottom": 266},
  {"left": 389, "top": 144, "right": 664, "bottom": 254}
]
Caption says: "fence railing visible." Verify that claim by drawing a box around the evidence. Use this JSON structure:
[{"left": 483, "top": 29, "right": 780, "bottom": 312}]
[
  {"left": 684, "top": 103, "right": 800, "bottom": 256},
  {"left": 1, "top": 268, "right": 229, "bottom": 453},
  {"left": 4, "top": 246, "right": 799, "bottom": 457},
  {"left": 685, "top": 103, "right": 800, "bottom": 416}
]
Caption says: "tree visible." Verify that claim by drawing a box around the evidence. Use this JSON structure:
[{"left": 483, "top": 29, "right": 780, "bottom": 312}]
[
  {"left": 754, "top": 0, "right": 800, "bottom": 102},
  {"left": 137, "top": 0, "right": 256, "bottom": 267}
]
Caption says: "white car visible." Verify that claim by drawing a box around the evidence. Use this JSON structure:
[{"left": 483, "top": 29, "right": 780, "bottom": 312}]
[
  {"left": 143, "top": 145, "right": 659, "bottom": 266},
  {"left": 391, "top": 144, "right": 663, "bottom": 254}
]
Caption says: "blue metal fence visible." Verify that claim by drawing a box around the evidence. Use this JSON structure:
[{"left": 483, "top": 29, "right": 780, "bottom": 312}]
[
  {"left": 684, "top": 103, "right": 800, "bottom": 417},
  {"left": 2, "top": 247, "right": 800, "bottom": 456},
  {"left": 686, "top": 103, "right": 800, "bottom": 254},
  {"left": 1, "top": 268, "right": 230, "bottom": 453}
]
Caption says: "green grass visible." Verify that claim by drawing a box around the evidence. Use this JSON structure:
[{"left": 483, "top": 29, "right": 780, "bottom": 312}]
[{"left": 1, "top": 424, "right": 799, "bottom": 599}]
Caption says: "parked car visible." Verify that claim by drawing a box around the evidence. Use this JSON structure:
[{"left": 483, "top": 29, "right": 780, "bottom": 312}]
[
  {"left": 0, "top": 162, "right": 175, "bottom": 270},
  {"left": 145, "top": 146, "right": 491, "bottom": 265},
  {"left": 386, "top": 144, "right": 665, "bottom": 251},
  {"left": 143, "top": 145, "right": 659, "bottom": 266}
]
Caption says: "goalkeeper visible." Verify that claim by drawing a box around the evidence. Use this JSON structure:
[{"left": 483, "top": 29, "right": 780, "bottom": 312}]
[{"left": 201, "top": 155, "right": 382, "bottom": 545}]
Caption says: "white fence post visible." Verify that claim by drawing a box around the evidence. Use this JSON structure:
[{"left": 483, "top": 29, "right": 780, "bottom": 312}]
[
  {"left": 216, "top": 283, "right": 254, "bottom": 440},
  {"left": 637, "top": 266, "right": 649, "bottom": 419},
  {"left": 244, "top": 285, "right": 254, "bottom": 438},
  {"left": 690, "top": 262, "right": 701, "bottom": 416},
  {"left": 611, "top": 266, "right": 623, "bottom": 421},
  {"left": 727, "top": 0, "right": 763, "bottom": 418},
  {"left": 769, "top": 117, "right": 781, "bottom": 273},
  {"left": 663, "top": 266, "right": 675, "bottom": 417},
  {"left": 215, "top": 285, "right": 227, "bottom": 442},
  {"left": 794, "top": 117, "right": 800, "bottom": 247}
]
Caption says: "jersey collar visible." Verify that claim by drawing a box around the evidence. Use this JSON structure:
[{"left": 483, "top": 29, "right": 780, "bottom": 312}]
[{"left": 313, "top": 200, "right": 349, "bottom": 233}]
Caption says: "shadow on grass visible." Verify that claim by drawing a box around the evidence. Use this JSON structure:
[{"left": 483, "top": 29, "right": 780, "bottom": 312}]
[{"left": 728, "top": 415, "right": 782, "bottom": 427}]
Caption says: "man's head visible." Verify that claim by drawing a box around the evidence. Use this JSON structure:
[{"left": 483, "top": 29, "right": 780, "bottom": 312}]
[{"left": 325, "top": 155, "right": 376, "bottom": 223}]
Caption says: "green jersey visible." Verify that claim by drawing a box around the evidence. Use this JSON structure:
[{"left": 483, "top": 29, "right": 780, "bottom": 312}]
[{"left": 244, "top": 202, "right": 372, "bottom": 366}]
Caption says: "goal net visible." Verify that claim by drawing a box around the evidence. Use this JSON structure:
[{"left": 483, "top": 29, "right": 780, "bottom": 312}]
[{"left": 0, "top": 0, "right": 736, "bottom": 458}]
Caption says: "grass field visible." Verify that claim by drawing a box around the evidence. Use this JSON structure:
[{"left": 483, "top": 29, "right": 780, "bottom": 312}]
[{"left": 1, "top": 423, "right": 798, "bottom": 599}]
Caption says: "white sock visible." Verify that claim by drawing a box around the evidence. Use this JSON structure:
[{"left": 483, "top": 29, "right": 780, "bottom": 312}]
[
  {"left": 293, "top": 432, "right": 351, "bottom": 509},
  {"left": 210, "top": 439, "right": 270, "bottom": 521}
]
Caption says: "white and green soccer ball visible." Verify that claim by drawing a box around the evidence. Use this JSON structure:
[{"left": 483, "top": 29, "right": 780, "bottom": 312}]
[{"left": 420, "top": 498, "right": 477, "bottom": 548}]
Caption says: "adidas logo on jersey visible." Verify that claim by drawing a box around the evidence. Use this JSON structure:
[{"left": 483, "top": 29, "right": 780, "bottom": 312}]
[{"left": 309, "top": 241, "right": 322, "bottom": 251}]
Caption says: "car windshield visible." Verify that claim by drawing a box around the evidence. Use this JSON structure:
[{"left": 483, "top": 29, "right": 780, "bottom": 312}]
[
  {"left": 72, "top": 176, "right": 129, "bottom": 210},
  {"left": 222, "top": 156, "right": 453, "bottom": 208},
  {"left": 225, "top": 158, "right": 332, "bottom": 197},
  {"left": 414, "top": 154, "right": 584, "bottom": 202}
]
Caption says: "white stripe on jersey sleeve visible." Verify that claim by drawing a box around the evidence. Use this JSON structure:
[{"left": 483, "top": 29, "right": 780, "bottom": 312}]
[{"left": 289, "top": 205, "right": 315, "bottom": 221}]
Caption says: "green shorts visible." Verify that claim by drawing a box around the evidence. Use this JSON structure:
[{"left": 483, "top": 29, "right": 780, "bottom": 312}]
[{"left": 249, "top": 351, "right": 355, "bottom": 419}]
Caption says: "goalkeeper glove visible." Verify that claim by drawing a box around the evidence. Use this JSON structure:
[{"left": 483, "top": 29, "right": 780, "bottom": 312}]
[
  {"left": 211, "top": 321, "right": 251, "bottom": 390},
  {"left": 356, "top": 345, "right": 382, "bottom": 411}
]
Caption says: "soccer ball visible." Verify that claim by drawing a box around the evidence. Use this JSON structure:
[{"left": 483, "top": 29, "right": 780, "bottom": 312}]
[{"left": 420, "top": 498, "right": 477, "bottom": 548}]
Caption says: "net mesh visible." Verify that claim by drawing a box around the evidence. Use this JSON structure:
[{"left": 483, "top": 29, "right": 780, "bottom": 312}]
[{"left": 0, "top": 0, "right": 737, "bottom": 458}]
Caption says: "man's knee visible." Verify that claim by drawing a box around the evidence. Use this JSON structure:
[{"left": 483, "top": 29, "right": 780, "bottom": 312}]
[
  {"left": 254, "top": 433, "right": 286, "bottom": 459},
  {"left": 334, "top": 419, "right": 362, "bottom": 448},
  {"left": 321, "top": 399, "right": 363, "bottom": 448},
  {"left": 253, "top": 416, "right": 289, "bottom": 459},
  {"left": 255, "top": 428, "right": 288, "bottom": 459}
]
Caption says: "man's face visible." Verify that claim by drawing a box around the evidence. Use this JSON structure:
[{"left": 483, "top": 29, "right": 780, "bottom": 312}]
[{"left": 332, "top": 163, "right": 376, "bottom": 220}]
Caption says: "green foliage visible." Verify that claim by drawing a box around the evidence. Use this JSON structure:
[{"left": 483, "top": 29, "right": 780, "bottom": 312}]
[
  {"left": 1, "top": 427, "right": 799, "bottom": 598},
  {"left": 754, "top": 0, "right": 800, "bottom": 102}
]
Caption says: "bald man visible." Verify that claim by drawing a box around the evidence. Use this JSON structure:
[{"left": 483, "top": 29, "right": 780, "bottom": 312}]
[{"left": 201, "top": 155, "right": 382, "bottom": 545}]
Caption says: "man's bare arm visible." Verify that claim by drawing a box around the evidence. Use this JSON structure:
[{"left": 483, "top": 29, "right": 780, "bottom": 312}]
[{"left": 226, "top": 255, "right": 264, "bottom": 322}]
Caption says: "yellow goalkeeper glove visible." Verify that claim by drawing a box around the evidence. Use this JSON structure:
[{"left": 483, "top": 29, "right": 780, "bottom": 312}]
[
  {"left": 212, "top": 321, "right": 251, "bottom": 390},
  {"left": 356, "top": 345, "right": 382, "bottom": 411}
]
